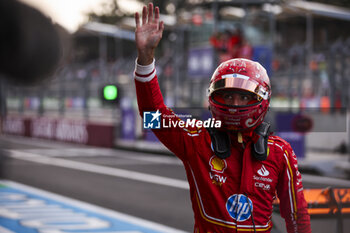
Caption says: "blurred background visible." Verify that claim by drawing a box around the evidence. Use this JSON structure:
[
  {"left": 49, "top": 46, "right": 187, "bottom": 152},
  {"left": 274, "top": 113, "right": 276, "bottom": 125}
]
[{"left": 1, "top": 0, "right": 350, "bottom": 233}]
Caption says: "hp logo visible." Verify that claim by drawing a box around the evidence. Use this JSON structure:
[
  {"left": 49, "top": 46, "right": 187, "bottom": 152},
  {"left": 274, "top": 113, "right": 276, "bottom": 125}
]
[{"left": 226, "top": 194, "right": 253, "bottom": 222}]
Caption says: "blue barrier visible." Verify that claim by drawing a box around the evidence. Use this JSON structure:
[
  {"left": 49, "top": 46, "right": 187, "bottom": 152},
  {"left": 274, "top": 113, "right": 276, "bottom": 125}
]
[{"left": 0, "top": 181, "right": 186, "bottom": 233}]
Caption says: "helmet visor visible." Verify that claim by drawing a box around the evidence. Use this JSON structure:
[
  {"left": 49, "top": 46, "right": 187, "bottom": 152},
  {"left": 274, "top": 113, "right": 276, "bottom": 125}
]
[
  {"left": 209, "top": 74, "right": 269, "bottom": 100},
  {"left": 212, "top": 89, "right": 259, "bottom": 106}
]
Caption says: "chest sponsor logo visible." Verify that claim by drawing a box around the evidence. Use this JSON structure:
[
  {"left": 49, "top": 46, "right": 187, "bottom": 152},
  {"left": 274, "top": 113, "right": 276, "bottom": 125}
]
[
  {"left": 209, "top": 156, "right": 227, "bottom": 173},
  {"left": 253, "top": 175, "right": 273, "bottom": 183},
  {"left": 257, "top": 165, "right": 269, "bottom": 177},
  {"left": 209, "top": 156, "right": 227, "bottom": 186},
  {"left": 209, "top": 172, "right": 227, "bottom": 186},
  {"left": 255, "top": 182, "right": 271, "bottom": 191},
  {"left": 226, "top": 194, "right": 253, "bottom": 222}
]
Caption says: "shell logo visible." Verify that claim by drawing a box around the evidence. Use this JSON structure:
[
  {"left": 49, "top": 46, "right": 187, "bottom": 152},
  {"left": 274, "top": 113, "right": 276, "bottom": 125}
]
[{"left": 209, "top": 156, "right": 227, "bottom": 173}]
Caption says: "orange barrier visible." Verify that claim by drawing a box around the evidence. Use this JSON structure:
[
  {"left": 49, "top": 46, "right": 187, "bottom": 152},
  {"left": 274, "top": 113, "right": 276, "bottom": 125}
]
[{"left": 273, "top": 188, "right": 350, "bottom": 216}]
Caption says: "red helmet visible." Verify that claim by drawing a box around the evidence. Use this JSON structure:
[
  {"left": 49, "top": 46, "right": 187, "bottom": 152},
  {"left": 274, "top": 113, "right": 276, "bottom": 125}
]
[{"left": 208, "top": 58, "right": 271, "bottom": 131}]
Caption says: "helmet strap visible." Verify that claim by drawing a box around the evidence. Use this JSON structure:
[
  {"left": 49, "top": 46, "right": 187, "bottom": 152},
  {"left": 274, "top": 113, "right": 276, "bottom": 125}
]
[
  {"left": 251, "top": 122, "right": 271, "bottom": 161},
  {"left": 207, "top": 122, "right": 271, "bottom": 161},
  {"left": 207, "top": 128, "right": 231, "bottom": 159}
]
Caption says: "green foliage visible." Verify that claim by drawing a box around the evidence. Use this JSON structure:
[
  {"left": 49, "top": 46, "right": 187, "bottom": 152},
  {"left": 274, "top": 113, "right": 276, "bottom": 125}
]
[
  {"left": 86, "top": 0, "right": 133, "bottom": 24},
  {"left": 84, "top": 0, "right": 189, "bottom": 25}
]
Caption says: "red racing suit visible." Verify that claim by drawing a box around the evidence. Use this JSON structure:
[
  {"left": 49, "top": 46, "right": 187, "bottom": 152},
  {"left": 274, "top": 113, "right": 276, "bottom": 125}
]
[{"left": 134, "top": 60, "right": 311, "bottom": 233}]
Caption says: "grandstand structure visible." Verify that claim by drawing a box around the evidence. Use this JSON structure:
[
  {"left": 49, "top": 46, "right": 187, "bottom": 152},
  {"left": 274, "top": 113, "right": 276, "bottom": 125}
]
[{"left": 2, "top": 0, "right": 350, "bottom": 150}]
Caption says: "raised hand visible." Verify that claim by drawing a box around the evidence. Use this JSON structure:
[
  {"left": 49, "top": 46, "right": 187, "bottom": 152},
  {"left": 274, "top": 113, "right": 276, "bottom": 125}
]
[{"left": 135, "top": 3, "right": 164, "bottom": 65}]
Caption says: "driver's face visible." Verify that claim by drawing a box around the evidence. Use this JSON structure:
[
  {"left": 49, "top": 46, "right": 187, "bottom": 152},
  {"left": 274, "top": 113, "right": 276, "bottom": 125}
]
[{"left": 213, "top": 89, "right": 257, "bottom": 106}]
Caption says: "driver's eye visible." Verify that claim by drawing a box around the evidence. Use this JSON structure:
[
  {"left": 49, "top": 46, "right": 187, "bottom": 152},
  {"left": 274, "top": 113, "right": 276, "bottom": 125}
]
[
  {"left": 223, "top": 94, "right": 233, "bottom": 100},
  {"left": 241, "top": 95, "right": 252, "bottom": 101}
]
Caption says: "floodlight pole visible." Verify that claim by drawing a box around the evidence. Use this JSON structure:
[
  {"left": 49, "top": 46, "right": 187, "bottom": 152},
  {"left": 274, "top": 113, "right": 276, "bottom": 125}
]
[
  {"left": 306, "top": 12, "right": 313, "bottom": 81},
  {"left": 212, "top": 0, "right": 218, "bottom": 32}
]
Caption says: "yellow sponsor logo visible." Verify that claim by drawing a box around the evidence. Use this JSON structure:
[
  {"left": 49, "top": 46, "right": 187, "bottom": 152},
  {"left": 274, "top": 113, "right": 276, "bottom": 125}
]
[{"left": 209, "top": 156, "right": 227, "bottom": 173}]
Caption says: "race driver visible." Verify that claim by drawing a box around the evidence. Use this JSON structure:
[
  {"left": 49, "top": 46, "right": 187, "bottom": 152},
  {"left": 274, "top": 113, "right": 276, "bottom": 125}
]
[{"left": 134, "top": 3, "right": 311, "bottom": 233}]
